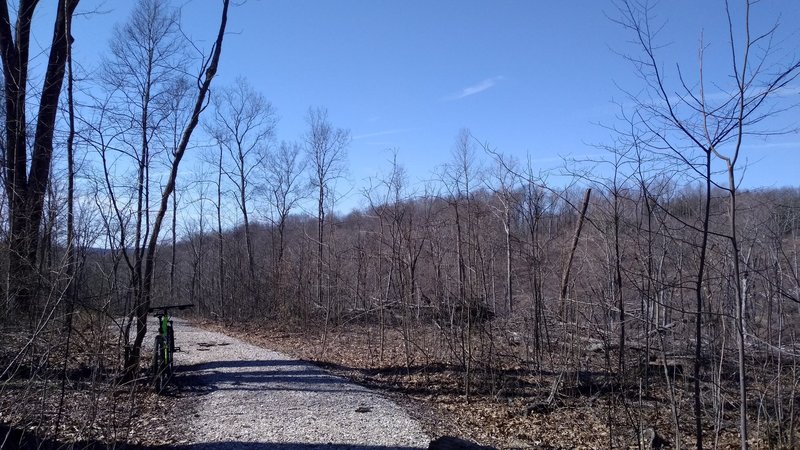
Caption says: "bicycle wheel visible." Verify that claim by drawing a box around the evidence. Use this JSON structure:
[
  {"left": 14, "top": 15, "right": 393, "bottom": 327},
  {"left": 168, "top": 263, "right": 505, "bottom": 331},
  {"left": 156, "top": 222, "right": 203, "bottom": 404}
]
[
  {"left": 166, "top": 324, "right": 175, "bottom": 374},
  {"left": 152, "top": 335, "right": 168, "bottom": 393}
]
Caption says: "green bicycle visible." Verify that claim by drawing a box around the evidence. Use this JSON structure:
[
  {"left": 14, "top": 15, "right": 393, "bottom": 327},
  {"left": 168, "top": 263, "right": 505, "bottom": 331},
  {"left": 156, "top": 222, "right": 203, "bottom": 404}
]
[{"left": 149, "top": 303, "right": 194, "bottom": 393}]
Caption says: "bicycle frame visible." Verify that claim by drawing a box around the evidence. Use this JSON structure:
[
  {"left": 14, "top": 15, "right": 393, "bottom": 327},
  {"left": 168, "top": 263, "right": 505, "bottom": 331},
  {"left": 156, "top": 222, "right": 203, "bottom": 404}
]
[{"left": 156, "top": 312, "right": 172, "bottom": 365}]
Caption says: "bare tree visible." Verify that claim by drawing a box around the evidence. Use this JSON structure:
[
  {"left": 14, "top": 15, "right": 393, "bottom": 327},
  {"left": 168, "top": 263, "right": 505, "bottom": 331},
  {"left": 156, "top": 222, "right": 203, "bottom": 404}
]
[
  {"left": 439, "top": 128, "right": 483, "bottom": 399},
  {"left": 483, "top": 149, "right": 521, "bottom": 314},
  {"left": 304, "top": 107, "right": 349, "bottom": 343},
  {"left": 208, "top": 77, "right": 277, "bottom": 302},
  {"left": 263, "top": 140, "right": 307, "bottom": 305},
  {"left": 0, "top": 0, "right": 80, "bottom": 308},
  {"left": 614, "top": 1, "right": 800, "bottom": 447},
  {"left": 160, "top": 77, "right": 193, "bottom": 305},
  {"left": 95, "top": 0, "right": 190, "bottom": 368}
]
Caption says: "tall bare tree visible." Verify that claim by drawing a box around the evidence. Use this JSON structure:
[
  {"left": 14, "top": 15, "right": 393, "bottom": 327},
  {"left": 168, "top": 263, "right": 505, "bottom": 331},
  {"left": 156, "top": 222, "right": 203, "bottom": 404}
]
[
  {"left": 0, "top": 0, "right": 80, "bottom": 309},
  {"left": 208, "top": 77, "right": 277, "bottom": 299},
  {"left": 96, "top": 0, "right": 189, "bottom": 364},
  {"left": 440, "top": 128, "right": 483, "bottom": 399},
  {"left": 304, "top": 107, "right": 349, "bottom": 339},
  {"left": 161, "top": 77, "right": 193, "bottom": 305},
  {"left": 263, "top": 140, "right": 307, "bottom": 298},
  {"left": 614, "top": 0, "right": 800, "bottom": 447},
  {"left": 484, "top": 150, "right": 520, "bottom": 314}
]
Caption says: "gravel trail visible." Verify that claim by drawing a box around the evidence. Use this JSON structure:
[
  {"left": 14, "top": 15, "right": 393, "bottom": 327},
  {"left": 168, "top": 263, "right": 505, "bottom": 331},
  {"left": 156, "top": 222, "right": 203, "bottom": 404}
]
[{"left": 159, "top": 318, "right": 429, "bottom": 449}]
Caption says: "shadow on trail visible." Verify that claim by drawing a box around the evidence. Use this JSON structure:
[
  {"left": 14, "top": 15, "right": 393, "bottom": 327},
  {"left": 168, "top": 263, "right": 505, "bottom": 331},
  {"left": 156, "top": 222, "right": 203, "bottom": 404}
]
[
  {"left": 176, "top": 359, "right": 309, "bottom": 372},
  {"left": 172, "top": 358, "right": 468, "bottom": 399},
  {"left": 149, "top": 443, "right": 425, "bottom": 450},
  {"left": 1, "top": 424, "right": 425, "bottom": 449},
  {"left": 171, "top": 359, "right": 369, "bottom": 396},
  {"left": 309, "top": 360, "right": 616, "bottom": 400}
]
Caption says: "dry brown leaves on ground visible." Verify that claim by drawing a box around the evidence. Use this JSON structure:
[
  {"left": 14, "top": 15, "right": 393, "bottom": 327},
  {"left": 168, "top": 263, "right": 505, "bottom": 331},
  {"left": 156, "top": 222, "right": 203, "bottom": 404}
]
[
  {"left": 197, "top": 320, "right": 763, "bottom": 449},
  {"left": 0, "top": 324, "right": 188, "bottom": 449}
]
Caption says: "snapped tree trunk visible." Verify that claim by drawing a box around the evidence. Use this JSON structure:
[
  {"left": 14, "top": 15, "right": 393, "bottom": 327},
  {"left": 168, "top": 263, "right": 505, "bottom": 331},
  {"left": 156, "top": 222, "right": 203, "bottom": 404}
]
[{"left": 559, "top": 188, "right": 591, "bottom": 319}]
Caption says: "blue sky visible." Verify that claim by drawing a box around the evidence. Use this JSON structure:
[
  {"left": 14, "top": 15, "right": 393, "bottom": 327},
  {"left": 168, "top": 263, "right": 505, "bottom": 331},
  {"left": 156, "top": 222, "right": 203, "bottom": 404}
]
[{"left": 58, "top": 1, "right": 800, "bottom": 211}]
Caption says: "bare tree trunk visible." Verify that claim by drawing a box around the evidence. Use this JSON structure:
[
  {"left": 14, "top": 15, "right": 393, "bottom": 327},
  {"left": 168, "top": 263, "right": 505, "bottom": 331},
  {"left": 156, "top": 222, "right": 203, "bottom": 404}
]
[
  {"left": 64, "top": 0, "right": 78, "bottom": 322},
  {"left": 171, "top": 186, "right": 177, "bottom": 304},
  {"left": 693, "top": 150, "right": 712, "bottom": 450},
  {"left": 727, "top": 164, "right": 748, "bottom": 449},
  {"left": 613, "top": 189, "right": 625, "bottom": 376},
  {"left": 241, "top": 168, "right": 255, "bottom": 306},
  {"left": 318, "top": 183, "right": 327, "bottom": 346},
  {"left": 217, "top": 145, "right": 225, "bottom": 317},
  {"left": 505, "top": 206, "right": 513, "bottom": 313},
  {"left": 560, "top": 188, "right": 591, "bottom": 318},
  {"left": 56, "top": 6, "right": 78, "bottom": 432}
]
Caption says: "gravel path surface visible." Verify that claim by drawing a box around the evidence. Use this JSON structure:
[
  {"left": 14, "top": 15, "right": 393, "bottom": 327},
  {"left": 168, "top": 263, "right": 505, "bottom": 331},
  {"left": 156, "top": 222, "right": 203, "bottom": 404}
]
[{"left": 160, "top": 318, "right": 429, "bottom": 449}]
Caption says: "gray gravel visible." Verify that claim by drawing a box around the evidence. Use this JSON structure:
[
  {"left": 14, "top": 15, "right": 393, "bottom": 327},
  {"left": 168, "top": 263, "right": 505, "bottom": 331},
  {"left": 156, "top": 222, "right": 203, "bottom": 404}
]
[{"left": 157, "top": 318, "right": 429, "bottom": 449}]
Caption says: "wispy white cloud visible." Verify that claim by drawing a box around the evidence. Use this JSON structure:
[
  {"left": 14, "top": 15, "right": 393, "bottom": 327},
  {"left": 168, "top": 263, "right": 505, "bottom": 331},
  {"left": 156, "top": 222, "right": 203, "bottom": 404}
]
[
  {"left": 444, "top": 76, "right": 504, "bottom": 101},
  {"left": 353, "top": 128, "right": 415, "bottom": 140},
  {"left": 746, "top": 140, "right": 800, "bottom": 151}
]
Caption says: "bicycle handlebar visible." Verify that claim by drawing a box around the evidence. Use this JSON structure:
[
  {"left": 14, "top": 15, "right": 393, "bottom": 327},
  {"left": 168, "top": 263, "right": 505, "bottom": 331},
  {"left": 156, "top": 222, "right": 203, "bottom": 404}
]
[{"left": 148, "top": 303, "right": 195, "bottom": 313}]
